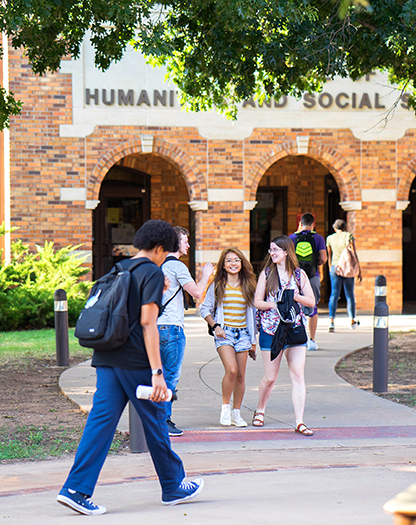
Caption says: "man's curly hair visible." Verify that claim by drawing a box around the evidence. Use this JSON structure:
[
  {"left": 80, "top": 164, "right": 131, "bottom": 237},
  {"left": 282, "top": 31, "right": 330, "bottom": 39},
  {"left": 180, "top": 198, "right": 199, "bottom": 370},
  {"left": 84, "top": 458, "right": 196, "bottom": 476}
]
[{"left": 133, "top": 220, "right": 178, "bottom": 252}]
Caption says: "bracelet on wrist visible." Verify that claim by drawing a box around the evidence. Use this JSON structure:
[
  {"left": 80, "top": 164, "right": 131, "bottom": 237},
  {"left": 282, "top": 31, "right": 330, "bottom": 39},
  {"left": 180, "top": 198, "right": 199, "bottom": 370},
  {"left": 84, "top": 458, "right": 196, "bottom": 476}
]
[{"left": 212, "top": 323, "right": 220, "bottom": 330}]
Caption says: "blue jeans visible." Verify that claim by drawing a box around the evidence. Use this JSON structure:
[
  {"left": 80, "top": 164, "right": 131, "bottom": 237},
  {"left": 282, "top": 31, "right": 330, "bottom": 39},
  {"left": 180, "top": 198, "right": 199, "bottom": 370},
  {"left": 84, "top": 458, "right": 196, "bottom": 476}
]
[
  {"left": 328, "top": 265, "right": 356, "bottom": 319},
  {"left": 158, "top": 325, "right": 186, "bottom": 419},
  {"left": 63, "top": 366, "right": 185, "bottom": 496}
]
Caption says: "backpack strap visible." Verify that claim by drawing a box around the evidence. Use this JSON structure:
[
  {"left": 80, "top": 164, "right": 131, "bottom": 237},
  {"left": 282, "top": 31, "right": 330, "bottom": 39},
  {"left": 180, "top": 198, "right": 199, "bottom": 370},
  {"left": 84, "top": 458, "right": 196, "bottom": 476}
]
[
  {"left": 294, "top": 268, "right": 302, "bottom": 292},
  {"left": 160, "top": 256, "right": 189, "bottom": 311},
  {"left": 114, "top": 258, "right": 153, "bottom": 334},
  {"left": 262, "top": 266, "right": 272, "bottom": 300},
  {"left": 161, "top": 285, "right": 183, "bottom": 311},
  {"left": 162, "top": 255, "right": 185, "bottom": 265}
]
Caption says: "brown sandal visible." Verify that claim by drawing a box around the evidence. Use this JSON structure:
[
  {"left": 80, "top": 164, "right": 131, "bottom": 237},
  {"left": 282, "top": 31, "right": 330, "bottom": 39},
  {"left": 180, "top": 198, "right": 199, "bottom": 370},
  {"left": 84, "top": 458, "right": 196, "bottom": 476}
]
[
  {"left": 252, "top": 410, "right": 264, "bottom": 427},
  {"left": 295, "top": 423, "right": 314, "bottom": 436}
]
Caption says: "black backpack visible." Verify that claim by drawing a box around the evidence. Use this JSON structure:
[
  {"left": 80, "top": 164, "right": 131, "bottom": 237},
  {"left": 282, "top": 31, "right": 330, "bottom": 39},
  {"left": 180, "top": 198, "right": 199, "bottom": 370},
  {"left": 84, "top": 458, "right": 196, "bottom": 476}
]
[
  {"left": 75, "top": 259, "right": 149, "bottom": 351},
  {"left": 293, "top": 231, "right": 318, "bottom": 278}
]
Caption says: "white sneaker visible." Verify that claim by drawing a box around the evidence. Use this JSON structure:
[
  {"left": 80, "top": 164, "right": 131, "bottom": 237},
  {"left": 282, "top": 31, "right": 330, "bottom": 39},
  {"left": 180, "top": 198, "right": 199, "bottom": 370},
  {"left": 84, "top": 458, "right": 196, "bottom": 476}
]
[
  {"left": 231, "top": 409, "right": 247, "bottom": 427},
  {"left": 307, "top": 340, "right": 318, "bottom": 351},
  {"left": 220, "top": 404, "right": 231, "bottom": 426}
]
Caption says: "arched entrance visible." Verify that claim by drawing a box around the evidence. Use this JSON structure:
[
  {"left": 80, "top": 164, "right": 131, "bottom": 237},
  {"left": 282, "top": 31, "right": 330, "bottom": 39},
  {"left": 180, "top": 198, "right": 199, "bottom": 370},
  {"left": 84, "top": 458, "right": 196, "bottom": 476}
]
[
  {"left": 250, "top": 155, "right": 345, "bottom": 301},
  {"left": 93, "top": 153, "right": 192, "bottom": 279},
  {"left": 403, "top": 176, "right": 416, "bottom": 312},
  {"left": 93, "top": 165, "right": 150, "bottom": 278}
]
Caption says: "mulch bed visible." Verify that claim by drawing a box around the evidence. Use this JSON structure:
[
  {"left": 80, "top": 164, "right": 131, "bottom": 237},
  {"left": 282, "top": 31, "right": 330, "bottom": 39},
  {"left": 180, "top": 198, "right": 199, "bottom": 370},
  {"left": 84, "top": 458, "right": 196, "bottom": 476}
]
[
  {"left": 335, "top": 331, "right": 416, "bottom": 407},
  {"left": 0, "top": 355, "right": 129, "bottom": 462}
]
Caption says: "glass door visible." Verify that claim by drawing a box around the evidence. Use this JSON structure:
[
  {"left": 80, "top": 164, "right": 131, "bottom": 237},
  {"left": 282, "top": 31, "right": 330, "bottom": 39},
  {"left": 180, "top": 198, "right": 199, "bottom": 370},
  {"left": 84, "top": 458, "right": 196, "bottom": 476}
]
[
  {"left": 93, "top": 175, "right": 150, "bottom": 279},
  {"left": 250, "top": 187, "right": 287, "bottom": 275}
]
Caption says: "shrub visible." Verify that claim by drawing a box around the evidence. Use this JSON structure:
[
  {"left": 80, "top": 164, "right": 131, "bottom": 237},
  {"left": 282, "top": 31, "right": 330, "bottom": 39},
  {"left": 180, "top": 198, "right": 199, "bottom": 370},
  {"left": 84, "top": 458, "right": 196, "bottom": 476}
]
[{"left": 0, "top": 234, "right": 92, "bottom": 331}]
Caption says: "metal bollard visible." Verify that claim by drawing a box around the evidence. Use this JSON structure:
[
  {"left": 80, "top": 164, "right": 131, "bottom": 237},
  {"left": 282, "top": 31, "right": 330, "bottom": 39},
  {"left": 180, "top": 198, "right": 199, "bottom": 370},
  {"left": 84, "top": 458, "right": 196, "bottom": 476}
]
[
  {"left": 375, "top": 275, "right": 387, "bottom": 306},
  {"left": 373, "top": 301, "right": 389, "bottom": 393},
  {"left": 54, "top": 289, "right": 69, "bottom": 367},
  {"left": 128, "top": 401, "right": 148, "bottom": 453}
]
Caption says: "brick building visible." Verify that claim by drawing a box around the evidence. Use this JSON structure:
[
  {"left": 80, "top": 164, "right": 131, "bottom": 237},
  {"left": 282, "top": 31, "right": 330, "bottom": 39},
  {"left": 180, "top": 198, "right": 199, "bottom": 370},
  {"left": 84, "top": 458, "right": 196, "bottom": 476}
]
[{"left": 1, "top": 36, "right": 416, "bottom": 314}]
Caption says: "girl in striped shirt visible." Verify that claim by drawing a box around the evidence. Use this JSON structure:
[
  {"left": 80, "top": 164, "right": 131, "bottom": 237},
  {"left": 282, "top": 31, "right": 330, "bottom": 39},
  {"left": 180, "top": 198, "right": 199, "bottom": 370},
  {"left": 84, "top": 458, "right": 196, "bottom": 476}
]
[{"left": 200, "top": 248, "right": 257, "bottom": 427}]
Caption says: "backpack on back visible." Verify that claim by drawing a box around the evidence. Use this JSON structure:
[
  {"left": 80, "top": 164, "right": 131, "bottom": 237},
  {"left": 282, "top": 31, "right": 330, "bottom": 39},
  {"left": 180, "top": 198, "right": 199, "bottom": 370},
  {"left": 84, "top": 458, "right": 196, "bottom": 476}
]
[
  {"left": 293, "top": 231, "right": 318, "bottom": 278},
  {"left": 75, "top": 259, "right": 148, "bottom": 351}
]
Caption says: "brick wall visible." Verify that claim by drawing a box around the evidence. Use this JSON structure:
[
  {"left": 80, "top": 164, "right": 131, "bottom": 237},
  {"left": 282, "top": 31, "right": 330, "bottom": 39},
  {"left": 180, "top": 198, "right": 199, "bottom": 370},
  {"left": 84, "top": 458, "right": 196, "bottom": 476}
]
[{"left": 5, "top": 47, "right": 416, "bottom": 313}]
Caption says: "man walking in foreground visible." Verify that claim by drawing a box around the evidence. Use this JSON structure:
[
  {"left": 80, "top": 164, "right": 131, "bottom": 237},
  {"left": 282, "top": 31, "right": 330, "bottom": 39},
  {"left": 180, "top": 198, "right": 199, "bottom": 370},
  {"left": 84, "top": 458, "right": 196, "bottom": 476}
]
[
  {"left": 158, "top": 226, "right": 214, "bottom": 436},
  {"left": 290, "top": 212, "right": 327, "bottom": 351},
  {"left": 57, "top": 220, "right": 204, "bottom": 516}
]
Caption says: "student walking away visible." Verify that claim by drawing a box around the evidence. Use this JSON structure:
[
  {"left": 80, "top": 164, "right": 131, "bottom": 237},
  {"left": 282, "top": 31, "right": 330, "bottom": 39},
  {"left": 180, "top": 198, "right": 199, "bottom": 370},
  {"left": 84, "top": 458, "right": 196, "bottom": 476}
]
[
  {"left": 158, "top": 226, "right": 214, "bottom": 437},
  {"left": 289, "top": 212, "right": 327, "bottom": 351},
  {"left": 326, "top": 219, "right": 362, "bottom": 332},
  {"left": 200, "top": 248, "right": 257, "bottom": 427},
  {"left": 253, "top": 235, "right": 315, "bottom": 435},
  {"left": 57, "top": 220, "right": 204, "bottom": 516}
]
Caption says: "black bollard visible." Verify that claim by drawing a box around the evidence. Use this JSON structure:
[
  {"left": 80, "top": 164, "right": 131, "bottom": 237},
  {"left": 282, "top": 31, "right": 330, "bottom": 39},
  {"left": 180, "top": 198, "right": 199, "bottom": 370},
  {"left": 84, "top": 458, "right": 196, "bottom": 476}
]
[
  {"left": 375, "top": 275, "right": 387, "bottom": 306},
  {"left": 373, "top": 301, "right": 389, "bottom": 393},
  {"left": 54, "top": 289, "right": 69, "bottom": 367},
  {"left": 128, "top": 401, "right": 148, "bottom": 453}
]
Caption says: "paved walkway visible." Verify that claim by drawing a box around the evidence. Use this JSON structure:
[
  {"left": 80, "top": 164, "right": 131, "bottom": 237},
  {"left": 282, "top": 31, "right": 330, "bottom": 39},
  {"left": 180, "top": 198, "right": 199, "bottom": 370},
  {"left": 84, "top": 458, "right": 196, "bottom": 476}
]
[{"left": 1, "top": 313, "right": 416, "bottom": 524}]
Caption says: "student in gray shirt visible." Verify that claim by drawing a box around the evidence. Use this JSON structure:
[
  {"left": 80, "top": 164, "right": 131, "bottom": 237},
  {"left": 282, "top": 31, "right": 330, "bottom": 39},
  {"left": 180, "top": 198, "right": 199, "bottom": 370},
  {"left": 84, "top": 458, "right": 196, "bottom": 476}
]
[{"left": 157, "top": 226, "right": 214, "bottom": 436}]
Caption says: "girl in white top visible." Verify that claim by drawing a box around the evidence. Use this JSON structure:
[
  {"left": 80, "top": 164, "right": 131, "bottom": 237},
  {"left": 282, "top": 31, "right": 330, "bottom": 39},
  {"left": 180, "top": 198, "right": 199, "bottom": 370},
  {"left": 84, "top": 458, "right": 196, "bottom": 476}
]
[
  {"left": 253, "top": 235, "right": 315, "bottom": 435},
  {"left": 200, "top": 248, "right": 257, "bottom": 427}
]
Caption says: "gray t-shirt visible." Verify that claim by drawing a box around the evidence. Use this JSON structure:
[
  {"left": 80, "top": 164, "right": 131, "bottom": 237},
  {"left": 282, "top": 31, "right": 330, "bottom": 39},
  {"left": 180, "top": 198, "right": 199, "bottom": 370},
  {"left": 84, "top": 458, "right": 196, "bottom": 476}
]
[{"left": 157, "top": 258, "right": 193, "bottom": 328}]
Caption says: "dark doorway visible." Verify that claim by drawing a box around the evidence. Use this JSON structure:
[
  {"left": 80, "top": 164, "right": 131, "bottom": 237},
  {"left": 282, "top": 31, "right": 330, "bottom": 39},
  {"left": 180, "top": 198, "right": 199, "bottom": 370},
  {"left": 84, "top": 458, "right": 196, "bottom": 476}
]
[
  {"left": 403, "top": 177, "right": 416, "bottom": 311},
  {"left": 250, "top": 187, "right": 287, "bottom": 275},
  {"left": 324, "top": 174, "right": 347, "bottom": 303},
  {"left": 93, "top": 166, "right": 150, "bottom": 279},
  {"left": 325, "top": 174, "right": 346, "bottom": 237}
]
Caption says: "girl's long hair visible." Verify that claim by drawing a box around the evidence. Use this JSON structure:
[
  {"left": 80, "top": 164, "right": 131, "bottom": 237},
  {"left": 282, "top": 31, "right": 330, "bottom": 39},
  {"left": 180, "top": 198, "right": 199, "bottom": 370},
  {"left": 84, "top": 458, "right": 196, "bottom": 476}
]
[
  {"left": 260, "top": 235, "right": 299, "bottom": 296},
  {"left": 213, "top": 247, "right": 256, "bottom": 306}
]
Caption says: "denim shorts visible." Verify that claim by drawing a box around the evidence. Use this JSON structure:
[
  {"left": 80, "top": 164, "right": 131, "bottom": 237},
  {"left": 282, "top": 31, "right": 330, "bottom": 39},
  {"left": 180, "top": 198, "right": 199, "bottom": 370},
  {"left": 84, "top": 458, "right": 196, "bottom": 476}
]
[
  {"left": 258, "top": 327, "right": 307, "bottom": 352},
  {"left": 215, "top": 326, "right": 252, "bottom": 353}
]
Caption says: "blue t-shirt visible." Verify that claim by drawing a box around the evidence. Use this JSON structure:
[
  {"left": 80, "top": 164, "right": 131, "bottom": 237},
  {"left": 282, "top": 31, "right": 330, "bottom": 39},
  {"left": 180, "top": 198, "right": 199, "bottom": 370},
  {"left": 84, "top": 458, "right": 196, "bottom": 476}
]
[{"left": 289, "top": 230, "right": 326, "bottom": 277}]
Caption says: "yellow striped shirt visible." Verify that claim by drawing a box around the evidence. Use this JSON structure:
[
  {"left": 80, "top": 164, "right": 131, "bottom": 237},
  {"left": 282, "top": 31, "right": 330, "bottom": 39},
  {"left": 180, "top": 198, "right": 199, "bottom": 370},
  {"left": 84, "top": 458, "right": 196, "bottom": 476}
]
[{"left": 223, "top": 285, "right": 247, "bottom": 328}]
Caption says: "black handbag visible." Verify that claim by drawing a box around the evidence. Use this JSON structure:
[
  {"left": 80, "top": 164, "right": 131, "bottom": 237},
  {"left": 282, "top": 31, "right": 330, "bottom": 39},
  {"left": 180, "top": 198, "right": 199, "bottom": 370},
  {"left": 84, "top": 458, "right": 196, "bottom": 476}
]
[
  {"left": 285, "top": 322, "right": 308, "bottom": 346},
  {"left": 270, "top": 269, "right": 307, "bottom": 360}
]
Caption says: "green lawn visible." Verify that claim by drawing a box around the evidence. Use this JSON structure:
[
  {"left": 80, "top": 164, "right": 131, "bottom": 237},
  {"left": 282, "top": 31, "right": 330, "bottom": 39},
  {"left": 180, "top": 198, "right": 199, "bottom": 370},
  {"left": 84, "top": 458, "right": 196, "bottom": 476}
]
[
  {"left": 0, "top": 425, "right": 126, "bottom": 461},
  {"left": 0, "top": 328, "right": 92, "bottom": 362},
  {"left": 0, "top": 329, "right": 129, "bottom": 462}
]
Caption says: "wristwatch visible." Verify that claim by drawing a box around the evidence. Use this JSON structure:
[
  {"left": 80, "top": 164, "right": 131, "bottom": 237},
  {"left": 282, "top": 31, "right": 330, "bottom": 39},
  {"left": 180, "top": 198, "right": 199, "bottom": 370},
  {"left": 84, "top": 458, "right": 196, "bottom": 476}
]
[
  {"left": 152, "top": 368, "right": 163, "bottom": 376},
  {"left": 212, "top": 323, "right": 221, "bottom": 330}
]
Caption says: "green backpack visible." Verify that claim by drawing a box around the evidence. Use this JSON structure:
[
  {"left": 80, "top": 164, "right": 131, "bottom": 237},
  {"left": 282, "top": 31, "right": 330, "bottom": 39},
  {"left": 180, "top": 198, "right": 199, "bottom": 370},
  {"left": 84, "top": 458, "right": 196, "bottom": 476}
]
[{"left": 293, "top": 231, "right": 318, "bottom": 278}]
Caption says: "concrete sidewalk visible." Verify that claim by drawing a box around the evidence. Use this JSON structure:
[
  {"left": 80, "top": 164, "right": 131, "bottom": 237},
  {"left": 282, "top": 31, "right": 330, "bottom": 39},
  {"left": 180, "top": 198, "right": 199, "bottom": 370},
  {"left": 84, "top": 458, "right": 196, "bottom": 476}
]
[{"left": 1, "top": 313, "right": 416, "bottom": 524}]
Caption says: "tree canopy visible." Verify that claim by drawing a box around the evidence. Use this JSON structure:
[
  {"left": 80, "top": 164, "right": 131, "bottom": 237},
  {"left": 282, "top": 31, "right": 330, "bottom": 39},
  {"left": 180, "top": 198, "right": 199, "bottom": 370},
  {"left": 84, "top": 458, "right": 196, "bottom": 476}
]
[{"left": 1, "top": 0, "right": 416, "bottom": 127}]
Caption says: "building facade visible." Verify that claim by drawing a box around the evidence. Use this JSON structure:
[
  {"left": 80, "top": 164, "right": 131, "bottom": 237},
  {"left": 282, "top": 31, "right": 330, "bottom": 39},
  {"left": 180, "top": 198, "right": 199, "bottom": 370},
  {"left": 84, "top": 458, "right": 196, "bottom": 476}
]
[{"left": 2, "top": 36, "right": 416, "bottom": 314}]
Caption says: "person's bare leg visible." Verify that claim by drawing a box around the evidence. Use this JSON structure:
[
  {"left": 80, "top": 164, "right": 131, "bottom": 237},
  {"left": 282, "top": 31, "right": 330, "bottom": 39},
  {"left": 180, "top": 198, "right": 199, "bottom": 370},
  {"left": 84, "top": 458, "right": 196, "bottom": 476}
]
[
  {"left": 256, "top": 351, "right": 283, "bottom": 412},
  {"left": 217, "top": 345, "right": 238, "bottom": 404},
  {"left": 285, "top": 346, "right": 307, "bottom": 427},
  {"left": 308, "top": 314, "right": 318, "bottom": 342},
  {"left": 232, "top": 351, "right": 248, "bottom": 409}
]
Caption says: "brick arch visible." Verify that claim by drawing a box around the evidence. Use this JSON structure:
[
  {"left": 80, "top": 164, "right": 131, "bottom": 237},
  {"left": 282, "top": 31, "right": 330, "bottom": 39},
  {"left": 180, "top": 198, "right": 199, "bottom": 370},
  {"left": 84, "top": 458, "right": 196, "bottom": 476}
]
[
  {"left": 87, "top": 138, "right": 207, "bottom": 201},
  {"left": 397, "top": 158, "right": 416, "bottom": 202},
  {"left": 245, "top": 141, "right": 360, "bottom": 202}
]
